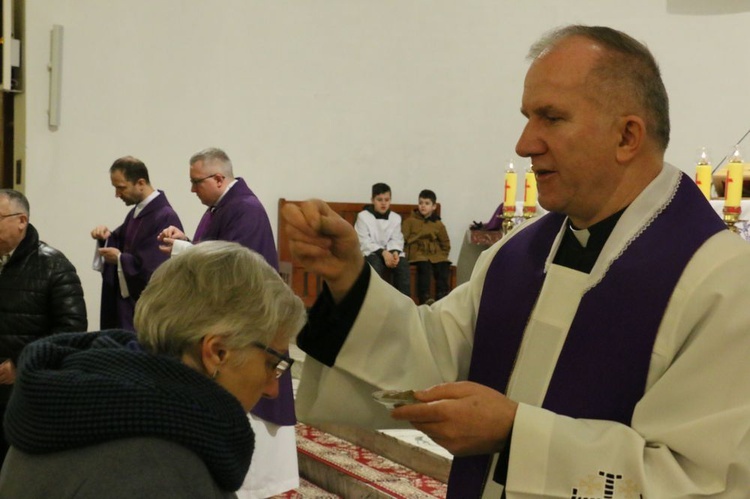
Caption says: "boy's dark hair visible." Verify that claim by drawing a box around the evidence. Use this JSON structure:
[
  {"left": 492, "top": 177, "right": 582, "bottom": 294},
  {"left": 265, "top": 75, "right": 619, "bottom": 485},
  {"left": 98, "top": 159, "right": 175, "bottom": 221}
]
[
  {"left": 372, "top": 183, "right": 391, "bottom": 197},
  {"left": 418, "top": 189, "right": 436, "bottom": 203}
]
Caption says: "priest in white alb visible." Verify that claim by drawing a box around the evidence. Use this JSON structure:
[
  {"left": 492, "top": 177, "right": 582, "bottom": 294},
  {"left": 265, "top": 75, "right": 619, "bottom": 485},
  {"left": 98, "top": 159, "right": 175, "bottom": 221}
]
[{"left": 283, "top": 25, "right": 750, "bottom": 498}]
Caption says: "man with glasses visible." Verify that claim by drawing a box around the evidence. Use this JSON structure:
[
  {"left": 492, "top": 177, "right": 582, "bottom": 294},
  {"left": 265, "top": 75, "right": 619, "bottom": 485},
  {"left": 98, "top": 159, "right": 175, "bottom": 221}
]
[
  {"left": 158, "top": 148, "right": 295, "bottom": 498},
  {"left": 90, "top": 156, "right": 182, "bottom": 331},
  {"left": 0, "top": 189, "right": 87, "bottom": 467},
  {"left": 158, "top": 147, "right": 276, "bottom": 262}
]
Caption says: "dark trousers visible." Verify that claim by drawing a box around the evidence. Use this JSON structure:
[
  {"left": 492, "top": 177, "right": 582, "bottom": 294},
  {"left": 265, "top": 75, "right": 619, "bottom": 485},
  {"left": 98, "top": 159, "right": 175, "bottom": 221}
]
[
  {"left": 414, "top": 261, "right": 451, "bottom": 304},
  {"left": 366, "top": 253, "right": 411, "bottom": 296}
]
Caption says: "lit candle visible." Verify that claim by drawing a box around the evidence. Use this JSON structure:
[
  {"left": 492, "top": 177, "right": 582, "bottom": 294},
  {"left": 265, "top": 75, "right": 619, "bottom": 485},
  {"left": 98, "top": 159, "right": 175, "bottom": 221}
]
[
  {"left": 524, "top": 164, "right": 537, "bottom": 208},
  {"left": 725, "top": 146, "right": 743, "bottom": 209},
  {"left": 695, "top": 147, "right": 712, "bottom": 200},
  {"left": 503, "top": 161, "right": 517, "bottom": 215}
]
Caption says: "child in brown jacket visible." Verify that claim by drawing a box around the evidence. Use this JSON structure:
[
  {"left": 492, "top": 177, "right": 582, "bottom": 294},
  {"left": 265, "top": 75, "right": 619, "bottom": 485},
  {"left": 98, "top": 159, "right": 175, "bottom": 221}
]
[{"left": 402, "top": 189, "right": 451, "bottom": 304}]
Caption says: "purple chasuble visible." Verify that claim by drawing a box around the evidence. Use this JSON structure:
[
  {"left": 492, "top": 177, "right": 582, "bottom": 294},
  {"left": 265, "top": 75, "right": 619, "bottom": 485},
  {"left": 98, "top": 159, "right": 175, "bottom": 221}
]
[
  {"left": 193, "top": 208, "right": 214, "bottom": 243},
  {"left": 447, "top": 174, "right": 726, "bottom": 498},
  {"left": 115, "top": 216, "right": 145, "bottom": 330},
  {"left": 123, "top": 216, "right": 144, "bottom": 253},
  {"left": 100, "top": 192, "right": 182, "bottom": 331},
  {"left": 189, "top": 178, "right": 291, "bottom": 425}
]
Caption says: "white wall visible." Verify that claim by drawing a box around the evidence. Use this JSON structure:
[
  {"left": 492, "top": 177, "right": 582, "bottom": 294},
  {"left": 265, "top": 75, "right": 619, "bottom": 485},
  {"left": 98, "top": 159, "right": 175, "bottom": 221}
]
[{"left": 21, "top": 0, "right": 750, "bottom": 329}]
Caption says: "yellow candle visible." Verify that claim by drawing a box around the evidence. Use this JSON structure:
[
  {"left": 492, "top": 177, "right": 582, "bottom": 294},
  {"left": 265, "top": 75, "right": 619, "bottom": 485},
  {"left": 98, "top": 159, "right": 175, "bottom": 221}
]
[
  {"left": 725, "top": 161, "right": 743, "bottom": 208},
  {"left": 524, "top": 169, "right": 537, "bottom": 208},
  {"left": 504, "top": 167, "right": 517, "bottom": 214},
  {"left": 695, "top": 163, "right": 711, "bottom": 200}
]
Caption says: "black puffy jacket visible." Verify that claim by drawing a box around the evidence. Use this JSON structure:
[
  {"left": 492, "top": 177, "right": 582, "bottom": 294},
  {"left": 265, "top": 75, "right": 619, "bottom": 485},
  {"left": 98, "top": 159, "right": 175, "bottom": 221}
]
[{"left": 0, "top": 224, "right": 87, "bottom": 366}]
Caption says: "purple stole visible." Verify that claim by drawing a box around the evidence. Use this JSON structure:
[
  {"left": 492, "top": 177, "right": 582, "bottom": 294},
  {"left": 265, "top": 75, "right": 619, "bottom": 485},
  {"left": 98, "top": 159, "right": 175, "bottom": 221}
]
[{"left": 447, "top": 174, "right": 726, "bottom": 497}]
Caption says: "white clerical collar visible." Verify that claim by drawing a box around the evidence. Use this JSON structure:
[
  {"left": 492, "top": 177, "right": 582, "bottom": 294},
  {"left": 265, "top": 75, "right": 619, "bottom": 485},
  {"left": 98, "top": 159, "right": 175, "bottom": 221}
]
[
  {"left": 569, "top": 225, "right": 590, "bottom": 247},
  {"left": 215, "top": 179, "right": 238, "bottom": 206},
  {"left": 133, "top": 190, "right": 160, "bottom": 218}
]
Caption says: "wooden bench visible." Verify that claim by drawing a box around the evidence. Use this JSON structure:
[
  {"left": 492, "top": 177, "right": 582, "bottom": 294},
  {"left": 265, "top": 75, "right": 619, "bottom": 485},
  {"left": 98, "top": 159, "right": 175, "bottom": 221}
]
[{"left": 278, "top": 199, "right": 456, "bottom": 308}]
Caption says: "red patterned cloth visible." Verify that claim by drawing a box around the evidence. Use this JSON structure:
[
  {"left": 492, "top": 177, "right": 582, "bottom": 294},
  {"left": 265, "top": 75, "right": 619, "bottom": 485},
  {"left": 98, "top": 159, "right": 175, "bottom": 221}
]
[
  {"left": 270, "top": 478, "right": 340, "bottom": 498},
  {"left": 295, "top": 423, "right": 447, "bottom": 498}
]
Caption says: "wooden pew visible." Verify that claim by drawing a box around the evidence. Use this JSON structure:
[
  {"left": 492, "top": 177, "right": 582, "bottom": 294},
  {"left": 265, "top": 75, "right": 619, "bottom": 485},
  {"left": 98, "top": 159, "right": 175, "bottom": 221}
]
[{"left": 278, "top": 199, "right": 456, "bottom": 308}]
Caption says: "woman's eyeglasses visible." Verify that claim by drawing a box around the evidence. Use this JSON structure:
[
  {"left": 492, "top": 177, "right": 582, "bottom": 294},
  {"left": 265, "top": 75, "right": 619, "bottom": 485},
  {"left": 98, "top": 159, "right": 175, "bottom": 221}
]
[{"left": 251, "top": 341, "right": 294, "bottom": 379}]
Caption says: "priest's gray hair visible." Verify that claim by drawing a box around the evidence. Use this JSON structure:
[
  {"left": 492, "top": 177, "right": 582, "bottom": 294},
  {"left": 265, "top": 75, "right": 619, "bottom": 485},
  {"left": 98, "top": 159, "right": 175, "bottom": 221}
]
[
  {"left": 134, "top": 241, "right": 305, "bottom": 363},
  {"left": 190, "top": 147, "right": 235, "bottom": 178},
  {"left": 528, "top": 24, "right": 670, "bottom": 152}
]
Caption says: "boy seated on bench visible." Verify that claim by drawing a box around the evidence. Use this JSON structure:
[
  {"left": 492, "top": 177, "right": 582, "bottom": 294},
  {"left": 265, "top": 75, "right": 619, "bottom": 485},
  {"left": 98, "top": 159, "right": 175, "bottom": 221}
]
[
  {"left": 402, "top": 189, "right": 451, "bottom": 305},
  {"left": 354, "top": 183, "right": 410, "bottom": 296}
]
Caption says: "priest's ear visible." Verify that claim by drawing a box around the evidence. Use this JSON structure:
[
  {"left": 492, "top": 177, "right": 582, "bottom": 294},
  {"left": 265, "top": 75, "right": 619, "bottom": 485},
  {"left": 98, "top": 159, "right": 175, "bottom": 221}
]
[{"left": 615, "top": 115, "right": 646, "bottom": 163}]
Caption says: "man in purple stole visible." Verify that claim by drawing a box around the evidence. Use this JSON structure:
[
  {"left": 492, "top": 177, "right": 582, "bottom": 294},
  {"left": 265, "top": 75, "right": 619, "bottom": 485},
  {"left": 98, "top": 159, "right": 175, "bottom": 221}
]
[
  {"left": 158, "top": 148, "right": 298, "bottom": 498},
  {"left": 283, "top": 26, "right": 750, "bottom": 498},
  {"left": 91, "top": 156, "right": 182, "bottom": 331}
]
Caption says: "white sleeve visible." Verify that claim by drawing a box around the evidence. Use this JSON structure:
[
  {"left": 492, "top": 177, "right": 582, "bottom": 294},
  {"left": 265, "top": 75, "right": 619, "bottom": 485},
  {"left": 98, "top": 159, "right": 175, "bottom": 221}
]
[
  {"left": 296, "top": 243, "right": 499, "bottom": 429},
  {"left": 116, "top": 253, "right": 129, "bottom": 298},
  {"left": 505, "top": 233, "right": 750, "bottom": 498},
  {"left": 170, "top": 239, "right": 193, "bottom": 257}
]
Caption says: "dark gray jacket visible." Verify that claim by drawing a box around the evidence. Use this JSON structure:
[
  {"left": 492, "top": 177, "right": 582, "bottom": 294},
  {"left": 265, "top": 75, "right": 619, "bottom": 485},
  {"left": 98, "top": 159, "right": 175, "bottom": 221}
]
[
  {"left": 0, "top": 330, "right": 252, "bottom": 497},
  {"left": 0, "top": 224, "right": 87, "bottom": 366},
  {"left": 0, "top": 438, "right": 236, "bottom": 499}
]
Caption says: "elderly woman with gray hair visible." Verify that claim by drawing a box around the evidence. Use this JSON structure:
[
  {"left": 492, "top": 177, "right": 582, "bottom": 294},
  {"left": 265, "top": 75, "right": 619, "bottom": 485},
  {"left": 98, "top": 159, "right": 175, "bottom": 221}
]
[{"left": 0, "top": 241, "right": 306, "bottom": 498}]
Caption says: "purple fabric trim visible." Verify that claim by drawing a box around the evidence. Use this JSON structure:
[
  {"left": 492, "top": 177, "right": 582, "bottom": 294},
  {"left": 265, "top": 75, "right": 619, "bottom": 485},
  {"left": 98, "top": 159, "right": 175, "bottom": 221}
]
[
  {"left": 447, "top": 174, "right": 726, "bottom": 497},
  {"left": 481, "top": 203, "right": 505, "bottom": 231},
  {"left": 252, "top": 370, "right": 296, "bottom": 426}
]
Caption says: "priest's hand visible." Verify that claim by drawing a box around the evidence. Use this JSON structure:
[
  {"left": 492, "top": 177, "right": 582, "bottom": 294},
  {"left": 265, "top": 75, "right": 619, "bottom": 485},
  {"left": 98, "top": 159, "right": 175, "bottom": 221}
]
[
  {"left": 90, "top": 225, "right": 111, "bottom": 241},
  {"left": 158, "top": 226, "right": 188, "bottom": 255},
  {"left": 281, "top": 199, "right": 364, "bottom": 302},
  {"left": 391, "top": 381, "right": 518, "bottom": 456},
  {"left": 98, "top": 247, "right": 121, "bottom": 264}
]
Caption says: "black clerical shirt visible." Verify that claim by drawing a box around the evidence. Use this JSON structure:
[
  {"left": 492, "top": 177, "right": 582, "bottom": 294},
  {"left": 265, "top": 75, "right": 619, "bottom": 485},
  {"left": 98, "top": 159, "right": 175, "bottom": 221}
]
[{"left": 552, "top": 208, "right": 625, "bottom": 274}]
